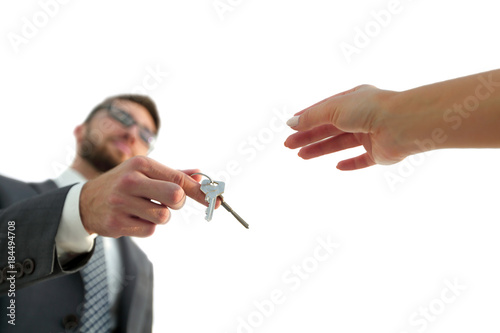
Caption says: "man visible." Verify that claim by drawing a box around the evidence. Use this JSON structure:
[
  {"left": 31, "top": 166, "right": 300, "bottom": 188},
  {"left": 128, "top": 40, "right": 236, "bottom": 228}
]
[{"left": 0, "top": 95, "right": 210, "bottom": 332}]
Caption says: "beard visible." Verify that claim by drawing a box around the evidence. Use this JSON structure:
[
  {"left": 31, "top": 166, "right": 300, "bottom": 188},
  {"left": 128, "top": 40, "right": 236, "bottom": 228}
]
[{"left": 79, "top": 127, "right": 126, "bottom": 173}]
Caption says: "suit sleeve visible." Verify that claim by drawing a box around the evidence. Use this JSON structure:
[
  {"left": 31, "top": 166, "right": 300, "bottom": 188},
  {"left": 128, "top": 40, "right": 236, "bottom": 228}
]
[{"left": 0, "top": 186, "right": 93, "bottom": 294}]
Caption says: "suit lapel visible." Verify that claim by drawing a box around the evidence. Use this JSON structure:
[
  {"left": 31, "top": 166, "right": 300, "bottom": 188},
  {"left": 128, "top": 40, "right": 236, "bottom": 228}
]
[{"left": 28, "top": 179, "right": 58, "bottom": 193}]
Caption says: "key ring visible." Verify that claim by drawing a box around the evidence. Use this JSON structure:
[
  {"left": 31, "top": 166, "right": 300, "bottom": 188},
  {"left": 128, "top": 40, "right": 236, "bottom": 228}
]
[
  {"left": 191, "top": 172, "right": 213, "bottom": 184},
  {"left": 191, "top": 172, "right": 249, "bottom": 229}
]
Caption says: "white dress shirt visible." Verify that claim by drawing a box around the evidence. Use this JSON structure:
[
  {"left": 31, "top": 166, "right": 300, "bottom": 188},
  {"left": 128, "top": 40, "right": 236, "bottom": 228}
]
[{"left": 53, "top": 168, "right": 123, "bottom": 329}]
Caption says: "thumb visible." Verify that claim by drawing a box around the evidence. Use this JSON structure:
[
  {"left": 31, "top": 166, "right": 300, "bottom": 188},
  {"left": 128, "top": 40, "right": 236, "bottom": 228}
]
[
  {"left": 286, "top": 85, "right": 369, "bottom": 131},
  {"left": 179, "top": 169, "right": 203, "bottom": 182}
]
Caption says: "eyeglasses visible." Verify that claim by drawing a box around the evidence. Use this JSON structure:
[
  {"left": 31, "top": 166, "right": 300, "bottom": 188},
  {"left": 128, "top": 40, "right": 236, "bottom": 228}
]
[{"left": 106, "top": 105, "right": 157, "bottom": 150}]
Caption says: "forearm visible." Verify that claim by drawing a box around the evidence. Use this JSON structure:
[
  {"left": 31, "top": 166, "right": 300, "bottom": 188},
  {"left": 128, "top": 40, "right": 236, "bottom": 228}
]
[{"left": 391, "top": 69, "right": 500, "bottom": 155}]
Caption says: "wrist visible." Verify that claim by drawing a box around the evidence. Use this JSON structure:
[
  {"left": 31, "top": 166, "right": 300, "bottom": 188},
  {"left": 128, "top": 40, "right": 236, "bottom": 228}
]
[
  {"left": 79, "top": 182, "right": 95, "bottom": 236},
  {"left": 386, "top": 86, "right": 446, "bottom": 156}
]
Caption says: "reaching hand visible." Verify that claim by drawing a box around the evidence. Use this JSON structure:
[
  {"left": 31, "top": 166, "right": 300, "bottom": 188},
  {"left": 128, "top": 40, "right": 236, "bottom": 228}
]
[
  {"left": 285, "top": 85, "right": 407, "bottom": 170},
  {"left": 285, "top": 70, "right": 500, "bottom": 170}
]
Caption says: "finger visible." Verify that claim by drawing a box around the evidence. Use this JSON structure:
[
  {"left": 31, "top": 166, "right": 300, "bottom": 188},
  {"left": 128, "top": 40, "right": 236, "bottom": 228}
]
[
  {"left": 292, "top": 86, "right": 362, "bottom": 116},
  {"left": 176, "top": 168, "right": 222, "bottom": 208},
  {"left": 176, "top": 168, "right": 219, "bottom": 208},
  {"left": 145, "top": 180, "right": 187, "bottom": 210},
  {"left": 290, "top": 85, "right": 371, "bottom": 131},
  {"left": 110, "top": 214, "right": 158, "bottom": 238},
  {"left": 336, "top": 153, "right": 376, "bottom": 171},
  {"left": 293, "top": 97, "right": 331, "bottom": 117},
  {"left": 120, "top": 196, "right": 172, "bottom": 225},
  {"left": 297, "top": 133, "right": 361, "bottom": 159},
  {"left": 180, "top": 168, "right": 203, "bottom": 182},
  {"left": 119, "top": 171, "right": 186, "bottom": 210},
  {"left": 127, "top": 157, "right": 207, "bottom": 205},
  {"left": 284, "top": 124, "right": 343, "bottom": 149}
]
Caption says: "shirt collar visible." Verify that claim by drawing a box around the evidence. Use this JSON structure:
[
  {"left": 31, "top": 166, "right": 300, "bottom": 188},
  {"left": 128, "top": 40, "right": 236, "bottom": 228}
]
[{"left": 53, "top": 168, "right": 87, "bottom": 188}]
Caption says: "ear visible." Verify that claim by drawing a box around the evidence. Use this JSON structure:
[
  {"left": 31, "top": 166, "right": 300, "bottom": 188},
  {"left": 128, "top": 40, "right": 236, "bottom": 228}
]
[{"left": 74, "top": 124, "right": 86, "bottom": 144}]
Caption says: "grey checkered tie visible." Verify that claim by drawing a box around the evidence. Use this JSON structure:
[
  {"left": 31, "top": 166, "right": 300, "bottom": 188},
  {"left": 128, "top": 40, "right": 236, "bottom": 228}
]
[{"left": 80, "top": 236, "right": 111, "bottom": 332}]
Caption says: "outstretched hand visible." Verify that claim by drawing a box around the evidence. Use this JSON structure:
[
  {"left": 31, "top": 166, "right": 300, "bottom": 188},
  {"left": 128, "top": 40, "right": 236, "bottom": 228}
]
[
  {"left": 284, "top": 85, "right": 407, "bottom": 170},
  {"left": 80, "top": 156, "right": 212, "bottom": 238}
]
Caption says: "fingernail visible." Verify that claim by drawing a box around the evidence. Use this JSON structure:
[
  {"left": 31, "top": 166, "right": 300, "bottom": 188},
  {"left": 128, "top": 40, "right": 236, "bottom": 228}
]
[{"left": 286, "top": 115, "right": 300, "bottom": 127}]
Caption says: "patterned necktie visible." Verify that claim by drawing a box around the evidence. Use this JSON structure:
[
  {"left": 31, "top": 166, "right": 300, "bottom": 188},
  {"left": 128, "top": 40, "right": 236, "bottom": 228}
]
[{"left": 80, "top": 236, "right": 112, "bottom": 332}]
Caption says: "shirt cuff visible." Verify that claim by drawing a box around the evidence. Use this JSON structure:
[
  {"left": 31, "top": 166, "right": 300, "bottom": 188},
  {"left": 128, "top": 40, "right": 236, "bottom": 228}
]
[{"left": 55, "top": 183, "right": 97, "bottom": 265}]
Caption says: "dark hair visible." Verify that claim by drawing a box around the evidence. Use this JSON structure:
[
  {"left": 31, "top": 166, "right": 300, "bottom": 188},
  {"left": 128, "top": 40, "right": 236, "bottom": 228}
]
[{"left": 85, "top": 94, "right": 160, "bottom": 133}]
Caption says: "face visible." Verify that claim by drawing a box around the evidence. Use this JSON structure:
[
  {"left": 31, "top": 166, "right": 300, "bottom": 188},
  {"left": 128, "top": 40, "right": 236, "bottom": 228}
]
[{"left": 76, "top": 100, "right": 157, "bottom": 172}]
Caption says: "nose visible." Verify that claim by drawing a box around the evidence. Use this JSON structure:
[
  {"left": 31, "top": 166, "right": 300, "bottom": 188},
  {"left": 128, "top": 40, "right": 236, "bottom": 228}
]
[{"left": 122, "top": 124, "right": 140, "bottom": 145}]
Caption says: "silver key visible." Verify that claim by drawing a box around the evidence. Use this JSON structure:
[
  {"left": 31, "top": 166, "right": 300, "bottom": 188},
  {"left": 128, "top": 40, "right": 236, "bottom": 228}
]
[
  {"left": 200, "top": 179, "right": 224, "bottom": 221},
  {"left": 194, "top": 173, "right": 249, "bottom": 229},
  {"left": 220, "top": 196, "right": 249, "bottom": 229}
]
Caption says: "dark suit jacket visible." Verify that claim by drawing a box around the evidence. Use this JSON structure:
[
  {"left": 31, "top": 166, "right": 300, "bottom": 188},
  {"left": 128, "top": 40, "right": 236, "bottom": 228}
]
[{"left": 0, "top": 175, "right": 153, "bottom": 332}]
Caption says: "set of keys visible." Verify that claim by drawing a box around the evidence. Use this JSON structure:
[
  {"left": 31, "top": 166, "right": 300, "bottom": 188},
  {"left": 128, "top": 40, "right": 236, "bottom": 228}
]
[{"left": 193, "top": 173, "right": 249, "bottom": 229}]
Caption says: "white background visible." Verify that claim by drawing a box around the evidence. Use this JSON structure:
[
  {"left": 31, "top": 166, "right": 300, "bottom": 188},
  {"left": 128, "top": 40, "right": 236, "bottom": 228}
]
[{"left": 1, "top": 0, "right": 499, "bottom": 332}]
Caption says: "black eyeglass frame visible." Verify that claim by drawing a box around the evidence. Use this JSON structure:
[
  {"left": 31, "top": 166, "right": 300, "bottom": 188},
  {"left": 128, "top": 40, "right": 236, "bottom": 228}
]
[{"left": 105, "top": 104, "right": 157, "bottom": 151}]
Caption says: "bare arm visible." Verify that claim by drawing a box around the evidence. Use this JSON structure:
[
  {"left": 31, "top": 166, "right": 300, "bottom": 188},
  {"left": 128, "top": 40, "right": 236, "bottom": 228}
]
[{"left": 284, "top": 69, "right": 500, "bottom": 170}]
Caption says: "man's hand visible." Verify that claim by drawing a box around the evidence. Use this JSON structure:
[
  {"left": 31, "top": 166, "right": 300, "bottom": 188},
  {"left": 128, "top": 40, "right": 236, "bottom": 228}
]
[{"left": 79, "top": 156, "right": 210, "bottom": 238}]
